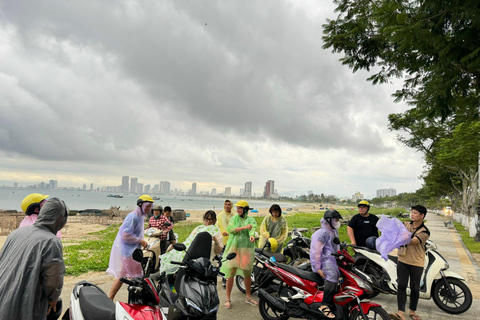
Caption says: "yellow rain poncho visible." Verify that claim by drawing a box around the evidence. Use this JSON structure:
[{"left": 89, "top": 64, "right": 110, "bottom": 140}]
[
  {"left": 220, "top": 211, "right": 257, "bottom": 278},
  {"left": 216, "top": 208, "right": 235, "bottom": 245},
  {"left": 258, "top": 214, "right": 288, "bottom": 253}
]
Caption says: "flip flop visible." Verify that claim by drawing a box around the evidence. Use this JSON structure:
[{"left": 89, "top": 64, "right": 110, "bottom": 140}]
[
  {"left": 409, "top": 314, "right": 421, "bottom": 320},
  {"left": 389, "top": 313, "right": 404, "bottom": 320},
  {"left": 245, "top": 297, "right": 258, "bottom": 306},
  {"left": 224, "top": 299, "right": 232, "bottom": 309},
  {"left": 318, "top": 306, "right": 335, "bottom": 319}
]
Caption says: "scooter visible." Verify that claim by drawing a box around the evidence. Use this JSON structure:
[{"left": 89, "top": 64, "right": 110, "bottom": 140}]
[
  {"left": 257, "top": 239, "right": 390, "bottom": 320},
  {"left": 143, "top": 222, "right": 177, "bottom": 277},
  {"left": 158, "top": 231, "right": 236, "bottom": 320},
  {"left": 282, "top": 227, "right": 311, "bottom": 266},
  {"left": 353, "top": 239, "right": 472, "bottom": 314}
]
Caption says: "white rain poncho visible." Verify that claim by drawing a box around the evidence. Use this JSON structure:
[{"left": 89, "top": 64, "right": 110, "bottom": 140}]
[
  {"left": 106, "top": 204, "right": 149, "bottom": 278},
  {"left": 0, "top": 197, "right": 68, "bottom": 320},
  {"left": 310, "top": 218, "right": 340, "bottom": 283},
  {"left": 375, "top": 215, "right": 412, "bottom": 260}
]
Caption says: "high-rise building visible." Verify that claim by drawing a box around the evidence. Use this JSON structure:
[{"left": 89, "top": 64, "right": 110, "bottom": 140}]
[
  {"left": 49, "top": 180, "right": 58, "bottom": 190},
  {"left": 225, "top": 187, "right": 231, "bottom": 197},
  {"left": 83, "top": 184, "right": 86, "bottom": 191},
  {"left": 122, "top": 176, "right": 129, "bottom": 192},
  {"left": 240, "top": 188, "right": 244, "bottom": 197},
  {"left": 153, "top": 184, "right": 160, "bottom": 194},
  {"left": 144, "top": 184, "right": 151, "bottom": 193},
  {"left": 90, "top": 183, "right": 93, "bottom": 191},
  {"left": 264, "top": 180, "right": 275, "bottom": 198},
  {"left": 376, "top": 188, "right": 397, "bottom": 198},
  {"left": 211, "top": 188, "right": 216, "bottom": 195},
  {"left": 352, "top": 191, "right": 364, "bottom": 202},
  {"left": 137, "top": 183, "right": 144, "bottom": 194},
  {"left": 244, "top": 181, "right": 252, "bottom": 197},
  {"left": 130, "top": 177, "right": 138, "bottom": 193},
  {"left": 160, "top": 181, "right": 170, "bottom": 194},
  {"left": 192, "top": 182, "right": 197, "bottom": 195}
]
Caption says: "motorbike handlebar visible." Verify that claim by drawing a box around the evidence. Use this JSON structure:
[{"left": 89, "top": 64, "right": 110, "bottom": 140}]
[
  {"left": 120, "top": 277, "right": 136, "bottom": 286},
  {"left": 171, "top": 261, "right": 185, "bottom": 266}
]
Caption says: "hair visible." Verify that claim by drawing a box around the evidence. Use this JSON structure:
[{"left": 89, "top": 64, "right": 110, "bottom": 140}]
[
  {"left": 204, "top": 210, "right": 217, "bottom": 223},
  {"left": 164, "top": 206, "right": 172, "bottom": 212},
  {"left": 269, "top": 204, "right": 282, "bottom": 214},
  {"left": 224, "top": 199, "right": 232, "bottom": 204},
  {"left": 411, "top": 205, "right": 427, "bottom": 217}
]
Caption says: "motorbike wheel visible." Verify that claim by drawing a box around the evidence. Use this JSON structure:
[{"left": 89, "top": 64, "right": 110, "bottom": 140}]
[
  {"left": 432, "top": 278, "right": 472, "bottom": 314},
  {"left": 258, "top": 286, "right": 289, "bottom": 320},
  {"left": 235, "top": 274, "right": 258, "bottom": 294},
  {"left": 355, "top": 260, "right": 381, "bottom": 299},
  {"left": 349, "top": 306, "right": 390, "bottom": 320}
]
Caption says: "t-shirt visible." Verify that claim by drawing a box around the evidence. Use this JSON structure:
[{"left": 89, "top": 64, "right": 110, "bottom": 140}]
[
  {"left": 398, "top": 221, "right": 430, "bottom": 268},
  {"left": 348, "top": 214, "right": 379, "bottom": 247}
]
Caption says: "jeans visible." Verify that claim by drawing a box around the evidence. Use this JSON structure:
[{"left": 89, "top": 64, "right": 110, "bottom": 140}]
[{"left": 322, "top": 280, "right": 338, "bottom": 307}]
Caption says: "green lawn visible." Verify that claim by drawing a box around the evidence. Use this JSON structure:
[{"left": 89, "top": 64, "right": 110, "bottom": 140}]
[{"left": 453, "top": 222, "right": 480, "bottom": 254}]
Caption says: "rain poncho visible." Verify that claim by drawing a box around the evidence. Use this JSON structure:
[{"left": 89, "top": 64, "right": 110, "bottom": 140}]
[
  {"left": 106, "top": 203, "right": 149, "bottom": 279},
  {"left": 258, "top": 214, "right": 288, "bottom": 253},
  {"left": 310, "top": 218, "right": 340, "bottom": 283},
  {"left": 19, "top": 214, "right": 62, "bottom": 238},
  {"left": 220, "top": 212, "right": 257, "bottom": 278},
  {"left": 216, "top": 208, "right": 234, "bottom": 246},
  {"left": 375, "top": 215, "right": 412, "bottom": 260},
  {"left": 159, "top": 224, "right": 222, "bottom": 274},
  {"left": 0, "top": 197, "right": 67, "bottom": 320}
]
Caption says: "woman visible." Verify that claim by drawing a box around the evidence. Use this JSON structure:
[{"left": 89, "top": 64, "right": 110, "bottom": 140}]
[
  {"left": 159, "top": 210, "right": 223, "bottom": 275},
  {"left": 221, "top": 200, "right": 258, "bottom": 309},
  {"left": 19, "top": 193, "right": 62, "bottom": 238},
  {"left": 258, "top": 204, "right": 288, "bottom": 253}
]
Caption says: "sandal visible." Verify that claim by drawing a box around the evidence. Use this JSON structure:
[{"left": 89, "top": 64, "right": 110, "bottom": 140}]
[
  {"left": 318, "top": 305, "right": 335, "bottom": 319},
  {"left": 224, "top": 299, "right": 232, "bottom": 309},
  {"left": 389, "top": 313, "right": 405, "bottom": 320},
  {"left": 245, "top": 297, "right": 258, "bottom": 306},
  {"left": 409, "top": 314, "right": 421, "bottom": 320}
]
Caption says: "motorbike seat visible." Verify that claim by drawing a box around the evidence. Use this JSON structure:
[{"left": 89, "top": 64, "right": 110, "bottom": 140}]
[
  {"left": 255, "top": 248, "right": 286, "bottom": 263},
  {"left": 274, "top": 263, "right": 324, "bottom": 284},
  {"left": 79, "top": 286, "right": 115, "bottom": 320}
]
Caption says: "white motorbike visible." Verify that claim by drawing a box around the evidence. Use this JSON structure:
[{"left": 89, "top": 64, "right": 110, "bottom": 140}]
[{"left": 353, "top": 240, "right": 472, "bottom": 314}]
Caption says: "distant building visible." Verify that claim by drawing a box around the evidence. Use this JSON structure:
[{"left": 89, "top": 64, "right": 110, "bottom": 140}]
[
  {"left": 137, "top": 183, "right": 144, "bottom": 194},
  {"left": 192, "top": 182, "right": 197, "bottom": 195},
  {"left": 130, "top": 177, "right": 138, "bottom": 193},
  {"left": 90, "top": 183, "right": 93, "bottom": 191},
  {"left": 352, "top": 191, "right": 364, "bottom": 202},
  {"left": 83, "top": 184, "right": 86, "bottom": 191},
  {"left": 244, "top": 181, "right": 252, "bottom": 197},
  {"left": 211, "top": 188, "right": 216, "bottom": 195},
  {"left": 264, "top": 180, "right": 275, "bottom": 198},
  {"left": 225, "top": 187, "right": 232, "bottom": 197},
  {"left": 122, "top": 176, "right": 129, "bottom": 193},
  {"left": 49, "top": 180, "right": 58, "bottom": 190},
  {"left": 160, "top": 181, "right": 170, "bottom": 194},
  {"left": 376, "top": 188, "right": 397, "bottom": 198},
  {"left": 240, "top": 188, "right": 244, "bottom": 197},
  {"left": 144, "top": 184, "right": 151, "bottom": 193},
  {"left": 153, "top": 184, "right": 160, "bottom": 194}
]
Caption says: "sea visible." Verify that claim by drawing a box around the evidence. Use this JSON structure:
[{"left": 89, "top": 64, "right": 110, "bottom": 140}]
[{"left": 0, "top": 188, "right": 297, "bottom": 212}]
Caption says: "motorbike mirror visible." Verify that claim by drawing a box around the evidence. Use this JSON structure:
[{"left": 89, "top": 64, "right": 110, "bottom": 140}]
[
  {"left": 132, "top": 248, "right": 143, "bottom": 262},
  {"left": 173, "top": 243, "right": 186, "bottom": 251},
  {"left": 226, "top": 252, "right": 237, "bottom": 260},
  {"left": 333, "top": 237, "right": 340, "bottom": 245},
  {"left": 164, "top": 222, "right": 171, "bottom": 227}
]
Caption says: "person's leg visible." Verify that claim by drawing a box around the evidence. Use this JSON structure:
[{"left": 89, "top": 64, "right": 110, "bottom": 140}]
[
  {"left": 225, "top": 277, "right": 234, "bottom": 308},
  {"left": 108, "top": 278, "right": 123, "bottom": 300},
  {"left": 408, "top": 265, "right": 424, "bottom": 318},
  {"left": 396, "top": 261, "right": 410, "bottom": 319},
  {"left": 318, "top": 280, "right": 337, "bottom": 319},
  {"left": 160, "top": 240, "right": 168, "bottom": 255}
]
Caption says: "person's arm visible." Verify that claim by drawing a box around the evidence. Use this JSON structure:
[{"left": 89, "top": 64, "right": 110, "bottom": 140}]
[
  {"left": 347, "top": 226, "right": 356, "bottom": 245},
  {"left": 249, "top": 217, "right": 257, "bottom": 237},
  {"left": 213, "top": 232, "right": 224, "bottom": 254},
  {"left": 259, "top": 217, "right": 270, "bottom": 239},
  {"left": 410, "top": 230, "right": 430, "bottom": 245},
  {"left": 122, "top": 216, "right": 147, "bottom": 247},
  {"left": 42, "top": 239, "right": 65, "bottom": 304}
]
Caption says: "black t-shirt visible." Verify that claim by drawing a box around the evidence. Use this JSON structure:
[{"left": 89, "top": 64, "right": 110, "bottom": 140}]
[{"left": 348, "top": 214, "right": 379, "bottom": 247}]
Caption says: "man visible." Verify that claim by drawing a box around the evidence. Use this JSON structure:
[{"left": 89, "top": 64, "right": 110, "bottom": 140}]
[
  {"left": 216, "top": 199, "right": 234, "bottom": 246},
  {"left": 147, "top": 205, "right": 173, "bottom": 254},
  {"left": 0, "top": 197, "right": 68, "bottom": 320},
  {"left": 347, "top": 200, "right": 379, "bottom": 247},
  {"left": 163, "top": 206, "right": 176, "bottom": 246}
]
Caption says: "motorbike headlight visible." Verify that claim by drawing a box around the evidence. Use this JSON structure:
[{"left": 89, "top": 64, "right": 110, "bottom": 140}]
[{"left": 185, "top": 298, "right": 203, "bottom": 316}]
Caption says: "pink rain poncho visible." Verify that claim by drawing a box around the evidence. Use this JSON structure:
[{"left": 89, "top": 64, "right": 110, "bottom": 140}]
[
  {"left": 310, "top": 218, "right": 340, "bottom": 283},
  {"left": 375, "top": 215, "right": 412, "bottom": 260},
  {"left": 106, "top": 204, "right": 148, "bottom": 278},
  {"left": 19, "top": 214, "right": 62, "bottom": 238}
]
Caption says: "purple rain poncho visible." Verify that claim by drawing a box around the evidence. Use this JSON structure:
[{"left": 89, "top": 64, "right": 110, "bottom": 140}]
[
  {"left": 310, "top": 218, "right": 340, "bottom": 283},
  {"left": 106, "top": 204, "right": 148, "bottom": 278},
  {"left": 375, "top": 215, "right": 412, "bottom": 260}
]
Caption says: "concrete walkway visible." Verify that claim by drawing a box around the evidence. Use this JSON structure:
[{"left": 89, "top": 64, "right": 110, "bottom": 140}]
[{"left": 60, "top": 212, "right": 480, "bottom": 319}]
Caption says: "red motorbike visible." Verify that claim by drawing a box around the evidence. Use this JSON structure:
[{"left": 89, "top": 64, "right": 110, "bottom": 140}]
[{"left": 257, "top": 241, "right": 390, "bottom": 320}]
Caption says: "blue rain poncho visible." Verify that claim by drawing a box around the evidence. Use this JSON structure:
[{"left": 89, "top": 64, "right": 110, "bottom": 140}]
[
  {"left": 375, "top": 215, "right": 412, "bottom": 260},
  {"left": 310, "top": 218, "right": 340, "bottom": 283},
  {"left": 0, "top": 197, "right": 68, "bottom": 320}
]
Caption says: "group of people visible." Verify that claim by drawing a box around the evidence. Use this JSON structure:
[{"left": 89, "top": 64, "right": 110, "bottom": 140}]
[{"left": 311, "top": 200, "right": 430, "bottom": 320}]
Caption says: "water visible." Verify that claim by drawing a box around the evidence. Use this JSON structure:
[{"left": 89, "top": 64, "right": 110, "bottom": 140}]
[{"left": 0, "top": 188, "right": 296, "bottom": 211}]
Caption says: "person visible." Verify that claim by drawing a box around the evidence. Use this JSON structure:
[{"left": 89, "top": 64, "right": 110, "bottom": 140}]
[
  {"left": 221, "top": 200, "right": 258, "bottom": 309},
  {"left": 347, "top": 200, "right": 379, "bottom": 247},
  {"left": 19, "top": 193, "right": 62, "bottom": 238},
  {"left": 147, "top": 205, "right": 173, "bottom": 254},
  {"left": 159, "top": 210, "right": 223, "bottom": 275},
  {"left": 107, "top": 194, "right": 154, "bottom": 300},
  {"left": 310, "top": 209, "right": 343, "bottom": 319},
  {"left": 216, "top": 199, "right": 234, "bottom": 246},
  {"left": 390, "top": 205, "right": 430, "bottom": 320},
  {"left": 258, "top": 204, "right": 288, "bottom": 253},
  {"left": 0, "top": 197, "right": 68, "bottom": 320},
  {"left": 164, "top": 206, "right": 176, "bottom": 247}
]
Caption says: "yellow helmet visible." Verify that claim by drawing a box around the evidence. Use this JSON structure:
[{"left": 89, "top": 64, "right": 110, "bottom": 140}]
[
  {"left": 235, "top": 200, "right": 249, "bottom": 207},
  {"left": 358, "top": 200, "right": 370, "bottom": 211},
  {"left": 137, "top": 194, "right": 154, "bottom": 206},
  {"left": 266, "top": 238, "right": 278, "bottom": 252},
  {"left": 21, "top": 193, "right": 49, "bottom": 215}
]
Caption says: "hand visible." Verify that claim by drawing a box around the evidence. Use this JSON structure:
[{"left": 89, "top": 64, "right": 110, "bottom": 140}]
[
  {"left": 222, "top": 232, "right": 229, "bottom": 236},
  {"left": 246, "top": 224, "right": 253, "bottom": 230},
  {"left": 47, "top": 301, "right": 57, "bottom": 315},
  {"left": 140, "top": 240, "right": 148, "bottom": 248},
  {"left": 317, "top": 269, "right": 326, "bottom": 279},
  {"left": 250, "top": 236, "right": 255, "bottom": 243}
]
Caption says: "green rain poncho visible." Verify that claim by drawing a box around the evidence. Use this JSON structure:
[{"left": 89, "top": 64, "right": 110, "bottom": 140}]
[
  {"left": 258, "top": 215, "right": 288, "bottom": 253},
  {"left": 220, "top": 212, "right": 257, "bottom": 278}
]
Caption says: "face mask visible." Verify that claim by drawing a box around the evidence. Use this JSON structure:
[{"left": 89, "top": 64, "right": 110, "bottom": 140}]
[{"left": 334, "top": 221, "right": 341, "bottom": 229}]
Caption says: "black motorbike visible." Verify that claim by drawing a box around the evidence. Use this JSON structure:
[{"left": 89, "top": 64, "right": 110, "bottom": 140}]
[
  {"left": 159, "top": 231, "right": 236, "bottom": 319},
  {"left": 282, "top": 227, "right": 311, "bottom": 265}
]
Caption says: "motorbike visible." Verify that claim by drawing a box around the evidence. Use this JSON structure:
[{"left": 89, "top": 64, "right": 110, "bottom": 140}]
[
  {"left": 353, "top": 239, "right": 472, "bottom": 314},
  {"left": 282, "top": 227, "right": 311, "bottom": 266},
  {"left": 158, "top": 231, "right": 236, "bottom": 320},
  {"left": 143, "top": 222, "right": 177, "bottom": 278},
  {"left": 257, "top": 240, "right": 390, "bottom": 320}
]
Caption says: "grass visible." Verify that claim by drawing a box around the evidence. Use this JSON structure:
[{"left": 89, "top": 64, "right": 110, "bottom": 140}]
[{"left": 453, "top": 222, "right": 480, "bottom": 254}]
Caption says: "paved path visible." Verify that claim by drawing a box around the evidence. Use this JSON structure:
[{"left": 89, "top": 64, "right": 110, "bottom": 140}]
[{"left": 60, "top": 212, "right": 480, "bottom": 319}]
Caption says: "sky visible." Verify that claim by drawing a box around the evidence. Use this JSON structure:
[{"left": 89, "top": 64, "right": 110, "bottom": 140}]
[{"left": 0, "top": 0, "right": 425, "bottom": 198}]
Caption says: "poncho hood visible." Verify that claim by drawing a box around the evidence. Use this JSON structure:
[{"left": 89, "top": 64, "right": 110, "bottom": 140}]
[{"left": 34, "top": 197, "right": 69, "bottom": 235}]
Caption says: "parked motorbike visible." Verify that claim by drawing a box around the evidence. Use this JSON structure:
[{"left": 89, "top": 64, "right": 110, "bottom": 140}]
[
  {"left": 353, "top": 239, "right": 472, "bottom": 314},
  {"left": 158, "top": 231, "right": 236, "bottom": 320},
  {"left": 282, "top": 227, "right": 311, "bottom": 266},
  {"left": 143, "top": 222, "right": 177, "bottom": 277},
  {"left": 257, "top": 240, "right": 390, "bottom": 320}
]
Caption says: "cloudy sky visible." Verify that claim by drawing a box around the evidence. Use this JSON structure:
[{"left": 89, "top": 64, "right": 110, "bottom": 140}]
[{"left": 0, "top": 0, "right": 425, "bottom": 198}]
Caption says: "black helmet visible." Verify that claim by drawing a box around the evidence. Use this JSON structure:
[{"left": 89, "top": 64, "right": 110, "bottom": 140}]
[{"left": 324, "top": 209, "right": 342, "bottom": 229}]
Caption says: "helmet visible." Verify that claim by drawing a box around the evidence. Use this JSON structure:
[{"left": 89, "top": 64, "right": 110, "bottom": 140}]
[
  {"left": 21, "top": 193, "right": 49, "bottom": 215},
  {"left": 137, "top": 194, "right": 154, "bottom": 206},
  {"left": 152, "top": 205, "right": 163, "bottom": 211},
  {"left": 235, "top": 200, "right": 249, "bottom": 207},
  {"left": 324, "top": 209, "right": 342, "bottom": 229},
  {"left": 266, "top": 238, "right": 278, "bottom": 252},
  {"left": 358, "top": 200, "right": 370, "bottom": 212}
]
